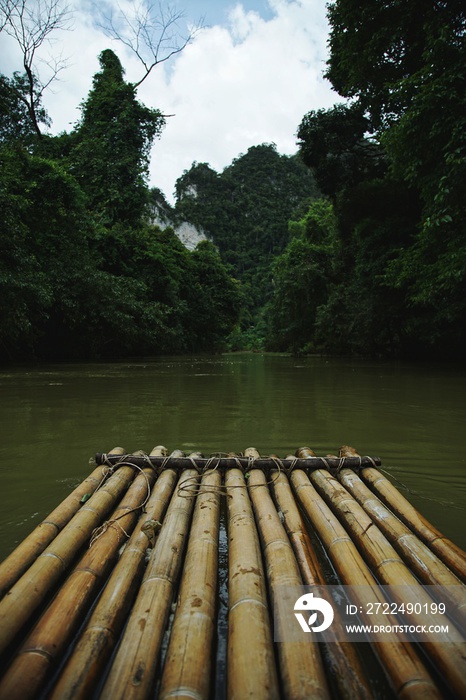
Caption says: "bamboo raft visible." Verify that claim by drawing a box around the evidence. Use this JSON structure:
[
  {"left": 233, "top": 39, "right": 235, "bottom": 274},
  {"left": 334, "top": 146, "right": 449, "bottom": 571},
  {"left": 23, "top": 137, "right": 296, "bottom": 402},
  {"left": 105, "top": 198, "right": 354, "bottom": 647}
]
[{"left": 0, "top": 445, "right": 465, "bottom": 700}]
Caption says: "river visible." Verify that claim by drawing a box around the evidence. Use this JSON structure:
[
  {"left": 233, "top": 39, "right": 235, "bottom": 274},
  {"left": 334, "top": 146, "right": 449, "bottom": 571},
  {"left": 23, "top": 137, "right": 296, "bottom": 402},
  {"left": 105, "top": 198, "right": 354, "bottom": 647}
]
[{"left": 0, "top": 352, "right": 465, "bottom": 562}]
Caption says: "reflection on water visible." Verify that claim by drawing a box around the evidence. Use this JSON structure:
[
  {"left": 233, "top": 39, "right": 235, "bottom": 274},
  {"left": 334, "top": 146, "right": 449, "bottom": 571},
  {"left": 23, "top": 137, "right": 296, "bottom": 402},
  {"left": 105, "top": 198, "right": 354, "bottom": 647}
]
[{"left": 0, "top": 353, "right": 465, "bottom": 560}]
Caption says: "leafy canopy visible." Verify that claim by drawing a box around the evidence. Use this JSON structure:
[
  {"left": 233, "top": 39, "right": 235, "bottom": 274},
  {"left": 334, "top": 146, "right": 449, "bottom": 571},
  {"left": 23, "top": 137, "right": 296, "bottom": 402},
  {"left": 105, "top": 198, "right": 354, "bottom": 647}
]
[{"left": 70, "top": 49, "right": 166, "bottom": 228}]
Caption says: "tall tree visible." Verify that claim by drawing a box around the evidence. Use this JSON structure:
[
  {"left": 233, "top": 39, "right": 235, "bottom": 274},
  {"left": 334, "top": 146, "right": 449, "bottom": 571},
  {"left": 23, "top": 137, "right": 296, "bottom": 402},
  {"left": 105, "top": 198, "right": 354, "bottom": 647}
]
[
  {"left": 297, "top": 103, "right": 386, "bottom": 197},
  {"left": 267, "top": 198, "right": 338, "bottom": 353},
  {"left": 315, "top": 0, "right": 466, "bottom": 358},
  {"left": 0, "top": 0, "right": 71, "bottom": 138},
  {"left": 69, "top": 49, "right": 165, "bottom": 230},
  {"left": 326, "top": 0, "right": 466, "bottom": 129}
]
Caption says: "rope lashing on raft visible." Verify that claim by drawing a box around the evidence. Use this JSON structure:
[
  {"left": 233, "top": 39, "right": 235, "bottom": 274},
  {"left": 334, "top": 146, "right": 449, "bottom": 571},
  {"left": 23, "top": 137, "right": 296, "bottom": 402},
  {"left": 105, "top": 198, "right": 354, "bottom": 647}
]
[
  {"left": 91, "top": 449, "right": 381, "bottom": 507},
  {"left": 89, "top": 453, "right": 153, "bottom": 547},
  {"left": 94, "top": 446, "right": 463, "bottom": 511},
  {"left": 94, "top": 450, "right": 382, "bottom": 475},
  {"left": 175, "top": 454, "right": 289, "bottom": 499}
]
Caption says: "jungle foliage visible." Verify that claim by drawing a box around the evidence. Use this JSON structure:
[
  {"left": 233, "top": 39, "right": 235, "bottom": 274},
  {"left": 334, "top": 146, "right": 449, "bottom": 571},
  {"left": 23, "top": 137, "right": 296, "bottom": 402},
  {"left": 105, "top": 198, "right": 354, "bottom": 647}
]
[
  {"left": 0, "top": 50, "right": 241, "bottom": 361},
  {"left": 1, "top": 0, "right": 465, "bottom": 362},
  {"left": 266, "top": 0, "right": 466, "bottom": 359},
  {"left": 171, "top": 144, "right": 318, "bottom": 347}
]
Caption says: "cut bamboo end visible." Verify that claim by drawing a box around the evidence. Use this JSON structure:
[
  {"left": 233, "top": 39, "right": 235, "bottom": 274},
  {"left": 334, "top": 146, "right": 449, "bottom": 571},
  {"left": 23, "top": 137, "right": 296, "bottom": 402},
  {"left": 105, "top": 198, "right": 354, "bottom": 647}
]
[
  {"left": 0, "top": 464, "right": 157, "bottom": 700},
  {"left": 0, "top": 452, "right": 136, "bottom": 660}
]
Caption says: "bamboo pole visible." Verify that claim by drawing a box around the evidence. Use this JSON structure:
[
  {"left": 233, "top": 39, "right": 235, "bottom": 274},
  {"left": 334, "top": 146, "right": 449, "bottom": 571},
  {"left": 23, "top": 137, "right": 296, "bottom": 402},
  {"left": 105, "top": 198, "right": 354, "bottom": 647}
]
[
  {"left": 0, "top": 459, "right": 157, "bottom": 700},
  {"left": 270, "top": 469, "right": 373, "bottom": 700},
  {"left": 290, "top": 469, "right": 442, "bottom": 700},
  {"left": 0, "top": 447, "right": 138, "bottom": 660},
  {"left": 50, "top": 464, "right": 177, "bottom": 700},
  {"left": 360, "top": 466, "right": 466, "bottom": 583},
  {"left": 248, "top": 469, "right": 330, "bottom": 700},
  {"left": 309, "top": 467, "right": 466, "bottom": 699},
  {"left": 99, "top": 468, "right": 199, "bottom": 700},
  {"left": 158, "top": 468, "right": 221, "bottom": 700},
  {"left": 270, "top": 466, "right": 322, "bottom": 582},
  {"left": 338, "top": 467, "right": 466, "bottom": 632},
  {"left": 0, "top": 448, "right": 126, "bottom": 599},
  {"left": 226, "top": 468, "right": 280, "bottom": 700}
]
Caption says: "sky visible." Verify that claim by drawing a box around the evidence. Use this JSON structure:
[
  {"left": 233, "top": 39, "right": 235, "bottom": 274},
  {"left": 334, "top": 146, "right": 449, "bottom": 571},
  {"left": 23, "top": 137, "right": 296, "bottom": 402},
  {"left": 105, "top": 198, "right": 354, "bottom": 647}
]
[{"left": 0, "top": 0, "right": 338, "bottom": 203}]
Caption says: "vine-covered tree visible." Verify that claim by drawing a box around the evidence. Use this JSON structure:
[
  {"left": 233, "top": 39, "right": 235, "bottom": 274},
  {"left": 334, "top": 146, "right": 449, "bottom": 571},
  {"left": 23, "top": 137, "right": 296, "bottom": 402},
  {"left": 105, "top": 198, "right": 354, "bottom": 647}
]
[{"left": 69, "top": 49, "right": 165, "bottom": 230}]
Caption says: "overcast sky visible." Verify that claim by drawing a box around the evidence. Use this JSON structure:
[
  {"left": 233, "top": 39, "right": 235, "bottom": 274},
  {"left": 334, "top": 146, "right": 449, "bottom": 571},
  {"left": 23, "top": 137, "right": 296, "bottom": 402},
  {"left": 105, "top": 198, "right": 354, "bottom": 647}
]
[{"left": 0, "top": 0, "right": 338, "bottom": 203}]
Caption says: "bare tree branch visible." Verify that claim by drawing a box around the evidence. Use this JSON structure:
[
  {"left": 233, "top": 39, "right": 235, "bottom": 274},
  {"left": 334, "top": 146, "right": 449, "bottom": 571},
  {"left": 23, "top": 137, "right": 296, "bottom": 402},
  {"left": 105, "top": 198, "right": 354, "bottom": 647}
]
[
  {"left": 0, "top": 0, "right": 73, "bottom": 137},
  {"left": 0, "top": 0, "right": 14, "bottom": 31},
  {"left": 98, "top": 1, "right": 203, "bottom": 89}
]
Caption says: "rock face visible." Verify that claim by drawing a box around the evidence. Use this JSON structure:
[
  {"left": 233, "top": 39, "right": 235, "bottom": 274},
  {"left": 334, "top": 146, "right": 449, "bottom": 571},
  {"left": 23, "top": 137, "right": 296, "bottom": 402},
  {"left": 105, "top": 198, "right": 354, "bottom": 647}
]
[
  {"left": 149, "top": 189, "right": 207, "bottom": 250},
  {"left": 174, "top": 221, "right": 207, "bottom": 250}
]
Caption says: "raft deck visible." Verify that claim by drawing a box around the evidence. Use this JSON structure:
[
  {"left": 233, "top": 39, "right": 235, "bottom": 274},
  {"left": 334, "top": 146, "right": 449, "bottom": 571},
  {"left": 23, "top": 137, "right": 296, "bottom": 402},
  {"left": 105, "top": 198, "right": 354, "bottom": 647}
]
[{"left": 0, "top": 445, "right": 465, "bottom": 700}]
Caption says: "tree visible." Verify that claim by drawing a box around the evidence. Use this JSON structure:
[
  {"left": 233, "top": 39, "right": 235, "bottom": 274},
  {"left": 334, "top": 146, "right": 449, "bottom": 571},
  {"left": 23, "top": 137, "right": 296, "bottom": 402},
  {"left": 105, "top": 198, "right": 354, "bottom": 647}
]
[
  {"left": 326, "top": 0, "right": 466, "bottom": 129},
  {"left": 267, "top": 199, "right": 338, "bottom": 353},
  {"left": 97, "top": 0, "right": 202, "bottom": 88},
  {"left": 0, "top": 144, "right": 97, "bottom": 359},
  {"left": 325, "top": 0, "right": 466, "bottom": 357},
  {"left": 0, "top": 73, "right": 44, "bottom": 145},
  {"left": 69, "top": 49, "right": 165, "bottom": 230},
  {"left": 297, "top": 103, "right": 386, "bottom": 197},
  {"left": 316, "top": 180, "right": 420, "bottom": 356},
  {"left": 0, "top": 0, "right": 72, "bottom": 138}
]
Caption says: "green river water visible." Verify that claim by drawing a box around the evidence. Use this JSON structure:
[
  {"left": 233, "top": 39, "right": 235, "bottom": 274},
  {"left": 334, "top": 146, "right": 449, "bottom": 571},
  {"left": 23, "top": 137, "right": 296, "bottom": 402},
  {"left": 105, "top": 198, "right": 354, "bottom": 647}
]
[{"left": 0, "top": 352, "right": 465, "bottom": 561}]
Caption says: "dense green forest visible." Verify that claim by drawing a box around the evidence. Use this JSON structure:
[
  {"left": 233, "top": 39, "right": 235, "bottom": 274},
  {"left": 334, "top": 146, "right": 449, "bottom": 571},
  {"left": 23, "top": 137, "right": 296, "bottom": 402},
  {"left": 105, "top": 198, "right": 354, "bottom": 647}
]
[
  {"left": 161, "top": 145, "right": 319, "bottom": 349},
  {"left": 276, "top": 0, "right": 466, "bottom": 359},
  {"left": 0, "top": 47, "right": 242, "bottom": 360},
  {"left": 1, "top": 0, "right": 465, "bottom": 362}
]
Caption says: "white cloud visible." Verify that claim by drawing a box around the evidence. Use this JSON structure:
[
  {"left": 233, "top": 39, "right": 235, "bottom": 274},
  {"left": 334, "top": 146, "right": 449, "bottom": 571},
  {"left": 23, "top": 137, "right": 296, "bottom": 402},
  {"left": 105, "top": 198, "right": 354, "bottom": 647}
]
[
  {"left": 140, "top": 0, "right": 337, "bottom": 201},
  {"left": 1, "top": 0, "right": 337, "bottom": 203}
]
